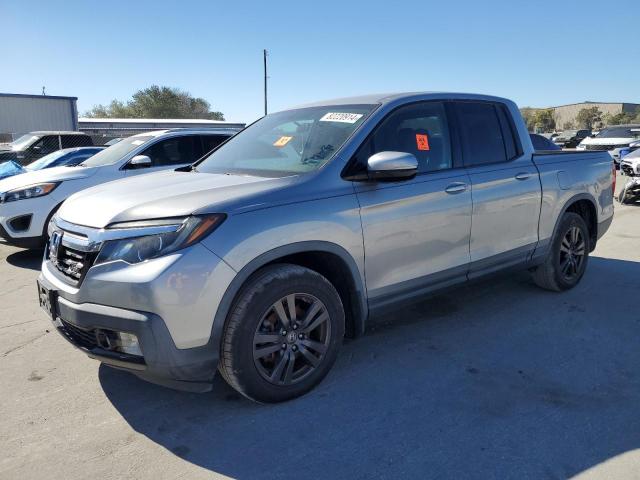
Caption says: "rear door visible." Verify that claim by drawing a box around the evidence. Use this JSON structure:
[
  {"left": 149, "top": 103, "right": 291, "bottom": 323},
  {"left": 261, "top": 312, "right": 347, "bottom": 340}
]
[
  {"left": 452, "top": 101, "right": 541, "bottom": 276},
  {"left": 353, "top": 101, "right": 472, "bottom": 307}
]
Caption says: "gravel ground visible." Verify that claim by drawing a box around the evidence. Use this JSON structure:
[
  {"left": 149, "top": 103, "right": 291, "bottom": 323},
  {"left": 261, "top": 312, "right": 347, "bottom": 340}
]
[{"left": 1, "top": 174, "right": 639, "bottom": 480}]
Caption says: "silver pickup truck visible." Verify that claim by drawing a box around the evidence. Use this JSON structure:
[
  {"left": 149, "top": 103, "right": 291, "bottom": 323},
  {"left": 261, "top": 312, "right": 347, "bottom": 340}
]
[{"left": 37, "top": 93, "right": 615, "bottom": 403}]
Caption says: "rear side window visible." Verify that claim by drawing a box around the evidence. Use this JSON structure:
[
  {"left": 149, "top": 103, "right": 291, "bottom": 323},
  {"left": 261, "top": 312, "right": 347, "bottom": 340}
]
[
  {"left": 201, "top": 134, "right": 229, "bottom": 155},
  {"left": 495, "top": 106, "right": 520, "bottom": 159},
  {"left": 455, "top": 102, "right": 511, "bottom": 166},
  {"left": 61, "top": 135, "right": 92, "bottom": 148},
  {"left": 141, "top": 136, "right": 203, "bottom": 167},
  {"left": 352, "top": 101, "right": 452, "bottom": 174}
]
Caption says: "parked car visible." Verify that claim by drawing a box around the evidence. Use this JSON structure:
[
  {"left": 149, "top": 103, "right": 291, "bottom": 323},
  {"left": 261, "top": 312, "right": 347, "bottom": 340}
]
[
  {"left": 530, "top": 133, "right": 561, "bottom": 150},
  {"left": 0, "top": 128, "right": 239, "bottom": 248},
  {"left": 619, "top": 139, "right": 640, "bottom": 161},
  {"left": 0, "top": 132, "right": 93, "bottom": 166},
  {"left": 0, "top": 160, "right": 25, "bottom": 181},
  {"left": 27, "top": 146, "right": 105, "bottom": 171},
  {"left": 36, "top": 93, "right": 614, "bottom": 403},
  {"left": 577, "top": 124, "right": 640, "bottom": 163},
  {"left": 0, "top": 147, "right": 105, "bottom": 182},
  {"left": 553, "top": 129, "right": 591, "bottom": 148}
]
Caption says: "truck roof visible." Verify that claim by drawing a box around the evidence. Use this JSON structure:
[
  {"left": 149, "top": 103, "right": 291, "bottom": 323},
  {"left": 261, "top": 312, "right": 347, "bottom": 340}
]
[
  {"left": 29, "top": 131, "right": 88, "bottom": 135},
  {"left": 291, "top": 92, "right": 514, "bottom": 109}
]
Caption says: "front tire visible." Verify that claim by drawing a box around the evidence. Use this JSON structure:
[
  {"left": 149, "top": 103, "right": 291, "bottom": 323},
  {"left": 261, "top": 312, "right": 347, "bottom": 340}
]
[
  {"left": 219, "top": 264, "right": 345, "bottom": 403},
  {"left": 532, "top": 212, "right": 590, "bottom": 292}
]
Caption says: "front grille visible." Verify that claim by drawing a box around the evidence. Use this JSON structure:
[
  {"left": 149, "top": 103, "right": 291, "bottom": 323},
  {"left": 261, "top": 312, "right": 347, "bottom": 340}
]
[
  {"left": 59, "top": 319, "right": 98, "bottom": 350},
  {"left": 586, "top": 144, "right": 626, "bottom": 151},
  {"left": 51, "top": 244, "right": 96, "bottom": 284}
]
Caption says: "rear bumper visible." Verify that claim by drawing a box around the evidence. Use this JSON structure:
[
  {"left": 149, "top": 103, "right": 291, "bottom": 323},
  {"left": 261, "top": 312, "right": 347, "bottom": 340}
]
[{"left": 597, "top": 215, "right": 613, "bottom": 241}]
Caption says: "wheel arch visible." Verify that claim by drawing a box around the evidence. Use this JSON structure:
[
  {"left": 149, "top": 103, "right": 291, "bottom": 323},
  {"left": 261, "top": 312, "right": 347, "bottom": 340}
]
[
  {"left": 552, "top": 193, "right": 598, "bottom": 251},
  {"left": 210, "top": 241, "right": 368, "bottom": 355}
]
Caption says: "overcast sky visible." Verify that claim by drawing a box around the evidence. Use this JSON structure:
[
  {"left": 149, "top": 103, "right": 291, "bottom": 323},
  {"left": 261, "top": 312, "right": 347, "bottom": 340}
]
[{"left": 2, "top": 0, "right": 638, "bottom": 123}]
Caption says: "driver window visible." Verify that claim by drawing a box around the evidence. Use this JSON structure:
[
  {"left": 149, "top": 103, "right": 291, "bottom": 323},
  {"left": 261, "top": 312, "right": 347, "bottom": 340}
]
[
  {"left": 353, "top": 102, "right": 452, "bottom": 174},
  {"left": 31, "top": 136, "right": 59, "bottom": 155}
]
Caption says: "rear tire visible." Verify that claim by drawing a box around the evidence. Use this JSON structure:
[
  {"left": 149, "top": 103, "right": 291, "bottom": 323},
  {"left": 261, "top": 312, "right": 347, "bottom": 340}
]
[
  {"left": 219, "top": 264, "right": 345, "bottom": 403},
  {"left": 532, "top": 212, "right": 590, "bottom": 292}
]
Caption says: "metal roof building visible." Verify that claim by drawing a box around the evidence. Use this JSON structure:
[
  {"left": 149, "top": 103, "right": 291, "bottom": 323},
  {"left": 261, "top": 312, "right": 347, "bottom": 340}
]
[
  {"left": 79, "top": 118, "right": 245, "bottom": 143},
  {"left": 552, "top": 102, "right": 640, "bottom": 129},
  {"left": 0, "top": 93, "right": 79, "bottom": 142}
]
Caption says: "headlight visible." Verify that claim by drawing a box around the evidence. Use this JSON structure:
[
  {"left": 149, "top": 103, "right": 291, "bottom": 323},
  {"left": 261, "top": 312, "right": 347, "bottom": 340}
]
[
  {"left": 1, "top": 182, "right": 59, "bottom": 203},
  {"left": 94, "top": 214, "right": 226, "bottom": 265}
]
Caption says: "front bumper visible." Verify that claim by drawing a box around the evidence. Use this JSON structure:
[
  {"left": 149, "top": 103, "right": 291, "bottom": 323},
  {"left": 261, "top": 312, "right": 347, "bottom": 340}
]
[
  {"left": 0, "top": 195, "right": 56, "bottom": 247},
  {"left": 0, "top": 222, "right": 44, "bottom": 249},
  {"left": 38, "top": 241, "right": 237, "bottom": 390}
]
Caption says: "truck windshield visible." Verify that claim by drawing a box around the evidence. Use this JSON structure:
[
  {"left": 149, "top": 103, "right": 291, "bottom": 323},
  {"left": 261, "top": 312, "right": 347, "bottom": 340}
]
[
  {"left": 195, "top": 105, "right": 376, "bottom": 176},
  {"left": 80, "top": 136, "right": 153, "bottom": 167},
  {"left": 598, "top": 126, "right": 640, "bottom": 138}
]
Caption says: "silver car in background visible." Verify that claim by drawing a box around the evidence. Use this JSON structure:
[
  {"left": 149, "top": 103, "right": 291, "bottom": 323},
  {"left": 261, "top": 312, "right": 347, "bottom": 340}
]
[{"left": 37, "top": 92, "right": 614, "bottom": 403}]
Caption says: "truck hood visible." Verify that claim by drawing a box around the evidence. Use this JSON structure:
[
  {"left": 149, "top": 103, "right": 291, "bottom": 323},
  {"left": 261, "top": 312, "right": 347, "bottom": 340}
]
[
  {"left": 0, "top": 165, "right": 97, "bottom": 194},
  {"left": 58, "top": 169, "right": 287, "bottom": 228},
  {"left": 580, "top": 136, "right": 637, "bottom": 146}
]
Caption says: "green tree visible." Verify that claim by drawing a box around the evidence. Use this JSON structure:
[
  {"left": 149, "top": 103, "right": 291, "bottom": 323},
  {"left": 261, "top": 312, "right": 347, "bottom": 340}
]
[
  {"left": 519, "top": 107, "right": 537, "bottom": 131},
  {"left": 575, "top": 106, "right": 603, "bottom": 129},
  {"left": 604, "top": 108, "right": 640, "bottom": 126},
  {"left": 85, "top": 86, "right": 224, "bottom": 120},
  {"left": 532, "top": 108, "right": 555, "bottom": 132}
]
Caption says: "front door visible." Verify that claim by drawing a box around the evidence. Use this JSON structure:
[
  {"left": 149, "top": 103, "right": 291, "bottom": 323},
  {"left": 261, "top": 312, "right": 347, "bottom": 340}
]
[
  {"left": 124, "top": 135, "right": 204, "bottom": 176},
  {"left": 352, "top": 101, "right": 472, "bottom": 309}
]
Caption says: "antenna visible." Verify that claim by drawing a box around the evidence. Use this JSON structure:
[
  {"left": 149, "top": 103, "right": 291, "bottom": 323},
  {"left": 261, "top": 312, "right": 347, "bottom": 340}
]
[{"left": 263, "top": 49, "right": 268, "bottom": 116}]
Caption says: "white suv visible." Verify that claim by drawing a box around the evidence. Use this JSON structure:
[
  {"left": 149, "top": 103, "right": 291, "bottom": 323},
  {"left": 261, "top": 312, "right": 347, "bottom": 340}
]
[{"left": 0, "top": 128, "right": 240, "bottom": 248}]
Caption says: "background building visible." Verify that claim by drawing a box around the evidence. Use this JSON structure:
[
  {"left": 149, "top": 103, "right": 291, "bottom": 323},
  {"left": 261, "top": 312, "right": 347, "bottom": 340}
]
[
  {"left": 553, "top": 102, "right": 640, "bottom": 129},
  {"left": 0, "top": 93, "right": 79, "bottom": 142},
  {"left": 79, "top": 118, "right": 246, "bottom": 144}
]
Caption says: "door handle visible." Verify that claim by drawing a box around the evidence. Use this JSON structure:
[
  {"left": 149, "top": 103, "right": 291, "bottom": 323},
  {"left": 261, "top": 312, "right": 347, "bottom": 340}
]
[
  {"left": 445, "top": 182, "right": 467, "bottom": 194},
  {"left": 515, "top": 172, "right": 530, "bottom": 181}
]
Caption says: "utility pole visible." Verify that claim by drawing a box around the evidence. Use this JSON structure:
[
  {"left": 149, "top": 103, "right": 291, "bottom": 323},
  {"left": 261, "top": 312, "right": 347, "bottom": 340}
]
[
  {"left": 42, "top": 86, "right": 46, "bottom": 96},
  {"left": 263, "top": 49, "right": 268, "bottom": 116}
]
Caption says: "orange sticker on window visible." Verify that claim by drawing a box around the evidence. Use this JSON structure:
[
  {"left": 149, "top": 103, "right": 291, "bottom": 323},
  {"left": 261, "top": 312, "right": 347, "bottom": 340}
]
[
  {"left": 416, "top": 134, "right": 430, "bottom": 151},
  {"left": 273, "top": 136, "right": 293, "bottom": 147}
]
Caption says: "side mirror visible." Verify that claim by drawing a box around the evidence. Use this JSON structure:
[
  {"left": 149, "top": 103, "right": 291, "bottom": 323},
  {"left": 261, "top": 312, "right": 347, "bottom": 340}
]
[
  {"left": 127, "top": 155, "right": 152, "bottom": 169},
  {"left": 366, "top": 151, "right": 418, "bottom": 181}
]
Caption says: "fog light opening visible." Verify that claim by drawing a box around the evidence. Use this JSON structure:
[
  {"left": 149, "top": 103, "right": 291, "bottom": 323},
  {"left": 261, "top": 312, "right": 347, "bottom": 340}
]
[
  {"left": 95, "top": 329, "right": 142, "bottom": 356},
  {"left": 116, "top": 332, "right": 143, "bottom": 356}
]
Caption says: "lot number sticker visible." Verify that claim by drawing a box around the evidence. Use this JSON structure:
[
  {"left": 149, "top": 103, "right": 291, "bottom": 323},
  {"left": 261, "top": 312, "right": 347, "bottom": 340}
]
[
  {"left": 273, "top": 136, "right": 293, "bottom": 147},
  {"left": 416, "top": 134, "right": 430, "bottom": 151},
  {"left": 320, "top": 112, "right": 364, "bottom": 124}
]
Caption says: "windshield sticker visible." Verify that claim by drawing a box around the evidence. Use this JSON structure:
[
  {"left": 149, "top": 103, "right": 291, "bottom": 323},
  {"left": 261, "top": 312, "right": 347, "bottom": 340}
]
[
  {"left": 131, "top": 140, "right": 145, "bottom": 146},
  {"left": 273, "top": 135, "right": 293, "bottom": 147},
  {"left": 319, "top": 112, "right": 364, "bottom": 124},
  {"left": 416, "top": 134, "right": 430, "bottom": 151}
]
